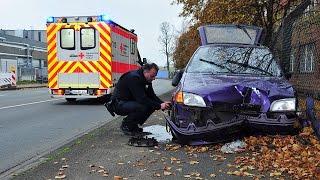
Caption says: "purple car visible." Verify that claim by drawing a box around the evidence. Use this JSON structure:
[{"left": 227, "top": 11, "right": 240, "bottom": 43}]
[{"left": 167, "top": 25, "right": 301, "bottom": 145}]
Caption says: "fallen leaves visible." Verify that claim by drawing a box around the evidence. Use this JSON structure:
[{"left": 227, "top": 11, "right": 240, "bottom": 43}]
[
  {"left": 189, "top": 160, "right": 199, "bottom": 165},
  {"left": 54, "top": 174, "right": 66, "bottom": 179},
  {"left": 211, "top": 154, "right": 226, "bottom": 161},
  {"left": 233, "top": 127, "right": 320, "bottom": 179},
  {"left": 163, "top": 170, "right": 172, "bottom": 176},
  {"left": 114, "top": 175, "right": 122, "bottom": 180},
  {"left": 227, "top": 170, "right": 255, "bottom": 177},
  {"left": 184, "top": 172, "right": 202, "bottom": 179},
  {"left": 165, "top": 144, "right": 181, "bottom": 151},
  {"left": 61, "top": 165, "right": 69, "bottom": 169},
  {"left": 270, "top": 172, "right": 282, "bottom": 177},
  {"left": 88, "top": 164, "right": 109, "bottom": 177},
  {"left": 53, "top": 158, "right": 69, "bottom": 179}
]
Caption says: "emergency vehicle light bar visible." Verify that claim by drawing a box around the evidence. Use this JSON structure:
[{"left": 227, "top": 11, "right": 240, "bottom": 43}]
[
  {"left": 46, "top": 15, "right": 111, "bottom": 24},
  {"left": 100, "top": 14, "right": 111, "bottom": 22},
  {"left": 47, "top": 17, "right": 54, "bottom": 23}
]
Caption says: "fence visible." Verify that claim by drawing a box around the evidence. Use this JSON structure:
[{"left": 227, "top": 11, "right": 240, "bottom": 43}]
[
  {"left": 273, "top": 1, "right": 320, "bottom": 98},
  {"left": 17, "top": 67, "right": 48, "bottom": 82}
]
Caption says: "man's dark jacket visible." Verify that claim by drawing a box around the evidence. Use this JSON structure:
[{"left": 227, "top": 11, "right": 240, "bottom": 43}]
[{"left": 112, "top": 68, "right": 163, "bottom": 110}]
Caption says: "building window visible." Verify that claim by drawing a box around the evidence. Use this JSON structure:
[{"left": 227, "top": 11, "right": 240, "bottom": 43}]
[
  {"left": 305, "top": 0, "right": 319, "bottom": 13},
  {"left": 299, "top": 43, "right": 315, "bottom": 73},
  {"left": 289, "top": 48, "right": 296, "bottom": 72},
  {"left": 38, "top": 32, "right": 42, "bottom": 42}
]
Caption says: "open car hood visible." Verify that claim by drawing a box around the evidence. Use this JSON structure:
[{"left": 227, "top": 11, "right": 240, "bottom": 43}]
[
  {"left": 198, "top": 24, "right": 263, "bottom": 46},
  {"left": 182, "top": 73, "right": 294, "bottom": 112}
]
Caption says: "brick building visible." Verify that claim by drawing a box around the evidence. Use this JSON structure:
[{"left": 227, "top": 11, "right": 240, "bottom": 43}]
[
  {"left": 288, "top": 1, "right": 320, "bottom": 97},
  {"left": 276, "top": 0, "right": 320, "bottom": 97}
]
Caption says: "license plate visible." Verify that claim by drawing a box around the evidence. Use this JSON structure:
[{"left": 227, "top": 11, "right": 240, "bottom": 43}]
[{"left": 70, "top": 90, "right": 87, "bottom": 94}]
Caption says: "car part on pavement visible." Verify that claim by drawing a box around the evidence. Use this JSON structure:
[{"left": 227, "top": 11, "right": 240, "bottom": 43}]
[{"left": 128, "top": 136, "right": 158, "bottom": 147}]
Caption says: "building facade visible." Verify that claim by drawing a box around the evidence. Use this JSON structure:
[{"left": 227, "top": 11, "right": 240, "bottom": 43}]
[
  {"left": 0, "top": 30, "right": 47, "bottom": 82},
  {"left": 288, "top": 1, "right": 320, "bottom": 97}
]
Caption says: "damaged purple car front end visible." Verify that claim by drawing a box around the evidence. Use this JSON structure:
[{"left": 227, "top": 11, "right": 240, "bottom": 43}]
[
  {"left": 166, "top": 25, "right": 301, "bottom": 145},
  {"left": 167, "top": 74, "right": 300, "bottom": 145}
]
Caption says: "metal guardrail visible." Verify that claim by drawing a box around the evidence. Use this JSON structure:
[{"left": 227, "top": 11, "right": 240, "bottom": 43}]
[{"left": 0, "top": 72, "right": 16, "bottom": 88}]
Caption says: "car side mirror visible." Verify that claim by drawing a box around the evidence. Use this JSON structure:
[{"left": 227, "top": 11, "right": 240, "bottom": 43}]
[{"left": 172, "top": 70, "right": 184, "bottom": 87}]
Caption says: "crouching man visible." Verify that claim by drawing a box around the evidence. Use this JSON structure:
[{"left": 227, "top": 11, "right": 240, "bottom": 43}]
[{"left": 106, "top": 63, "right": 171, "bottom": 135}]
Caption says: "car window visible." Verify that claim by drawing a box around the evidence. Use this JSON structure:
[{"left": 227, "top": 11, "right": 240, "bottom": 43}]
[{"left": 186, "top": 46, "right": 282, "bottom": 77}]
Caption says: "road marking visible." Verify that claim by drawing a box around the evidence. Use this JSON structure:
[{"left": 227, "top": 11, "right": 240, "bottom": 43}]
[{"left": 0, "top": 99, "right": 63, "bottom": 110}]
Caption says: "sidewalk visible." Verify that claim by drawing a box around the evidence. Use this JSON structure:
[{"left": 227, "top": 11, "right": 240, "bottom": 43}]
[{"left": 11, "top": 92, "right": 320, "bottom": 180}]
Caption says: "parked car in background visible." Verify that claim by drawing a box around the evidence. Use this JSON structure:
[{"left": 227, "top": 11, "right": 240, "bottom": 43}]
[{"left": 167, "top": 24, "right": 301, "bottom": 145}]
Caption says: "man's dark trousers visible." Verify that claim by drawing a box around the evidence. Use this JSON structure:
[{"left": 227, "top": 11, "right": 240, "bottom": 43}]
[{"left": 116, "top": 100, "right": 155, "bottom": 130}]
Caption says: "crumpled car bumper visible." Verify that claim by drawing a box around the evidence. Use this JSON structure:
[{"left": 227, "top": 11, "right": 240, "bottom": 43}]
[
  {"left": 166, "top": 112, "right": 300, "bottom": 145},
  {"left": 245, "top": 113, "right": 299, "bottom": 133}
]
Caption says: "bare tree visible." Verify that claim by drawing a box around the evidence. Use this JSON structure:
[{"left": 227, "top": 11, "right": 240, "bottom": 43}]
[{"left": 158, "top": 22, "right": 175, "bottom": 77}]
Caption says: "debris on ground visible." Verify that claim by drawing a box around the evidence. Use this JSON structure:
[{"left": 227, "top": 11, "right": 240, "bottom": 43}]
[
  {"left": 128, "top": 136, "right": 158, "bottom": 147},
  {"left": 220, "top": 140, "right": 246, "bottom": 154}
]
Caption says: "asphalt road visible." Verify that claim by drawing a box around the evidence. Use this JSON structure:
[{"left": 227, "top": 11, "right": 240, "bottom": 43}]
[{"left": 0, "top": 79, "right": 174, "bottom": 175}]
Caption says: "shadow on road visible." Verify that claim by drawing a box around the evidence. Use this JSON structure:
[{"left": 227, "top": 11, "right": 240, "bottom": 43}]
[{"left": 54, "top": 98, "right": 106, "bottom": 106}]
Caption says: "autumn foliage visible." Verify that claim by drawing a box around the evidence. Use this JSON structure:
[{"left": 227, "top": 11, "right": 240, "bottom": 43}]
[{"left": 172, "top": 0, "right": 300, "bottom": 69}]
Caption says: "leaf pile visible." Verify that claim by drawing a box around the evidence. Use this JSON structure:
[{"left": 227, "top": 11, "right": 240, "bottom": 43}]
[{"left": 233, "top": 127, "right": 320, "bottom": 179}]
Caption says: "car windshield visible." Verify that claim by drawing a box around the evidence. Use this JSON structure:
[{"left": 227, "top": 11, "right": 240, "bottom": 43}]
[{"left": 186, "top": 46, "right": 282, "bottom": 77}]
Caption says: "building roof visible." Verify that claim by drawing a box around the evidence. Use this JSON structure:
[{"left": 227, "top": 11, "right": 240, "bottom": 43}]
[{"left": 0, "top": 32, "right": 46, "bottom": 48}]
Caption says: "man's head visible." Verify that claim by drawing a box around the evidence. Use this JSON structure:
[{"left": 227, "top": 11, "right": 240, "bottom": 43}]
[{"left": 142, "top": 63, "right": 159, "bottom": 83}]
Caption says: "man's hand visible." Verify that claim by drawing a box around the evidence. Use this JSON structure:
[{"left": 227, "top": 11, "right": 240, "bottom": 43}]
[{"left": 161, "top": 102, "right": 171, "bottom": 110}]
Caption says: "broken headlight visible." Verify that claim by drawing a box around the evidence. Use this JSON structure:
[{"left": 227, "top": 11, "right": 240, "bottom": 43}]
[
  {"left": 183, "top": 92, "right": 206, "bottom": 107},
  {"left": 270, "top": 98, "right": 296, "bottom": 112}
]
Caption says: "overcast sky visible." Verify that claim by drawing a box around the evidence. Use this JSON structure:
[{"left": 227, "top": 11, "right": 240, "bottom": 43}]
[{"left": 0, "top": 0, "right": 184, "bottom": 67}]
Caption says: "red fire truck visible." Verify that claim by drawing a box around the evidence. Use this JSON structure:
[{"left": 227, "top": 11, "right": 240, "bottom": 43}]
[{"left": 46, "top": 15, "right": 144, "bottom": 102}]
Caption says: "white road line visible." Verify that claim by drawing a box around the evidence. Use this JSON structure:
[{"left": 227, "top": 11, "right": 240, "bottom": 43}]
[{"left": 0, "top": 99, "right": 63, "bottom": 110}]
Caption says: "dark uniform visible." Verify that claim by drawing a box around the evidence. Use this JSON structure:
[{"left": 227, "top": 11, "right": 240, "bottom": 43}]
[{"left": 111, "top": 68, "right": 163, "bottom": 132}]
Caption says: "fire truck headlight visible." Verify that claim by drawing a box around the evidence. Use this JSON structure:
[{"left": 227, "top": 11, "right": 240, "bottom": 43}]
[
  {"left": 100, "top": 14, "right": 110, "bottom": 21},
  {"left": 47, "top": 17, "right": 54, "bottom": 23}
]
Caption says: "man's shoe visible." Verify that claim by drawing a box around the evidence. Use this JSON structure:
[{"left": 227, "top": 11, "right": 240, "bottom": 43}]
[
  {"left": 104, "top": 102, "right": 115, "bottom": 117},
  {"left": 120, "top": 124, "right": 149, "bottom": 136},
  {"left": 132, "top": 125, "right": 153, "bottom": 135},
  {"left": 133, "top": 125, "right": 143, "bottom": 132},
  {"left": 120, "top": 124, "right": 137, "bottom": 136}
]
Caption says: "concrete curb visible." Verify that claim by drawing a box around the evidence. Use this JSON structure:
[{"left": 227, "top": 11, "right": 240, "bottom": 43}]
[{"left": 0, "top": 85, "right": 47, "bottom": 91}]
